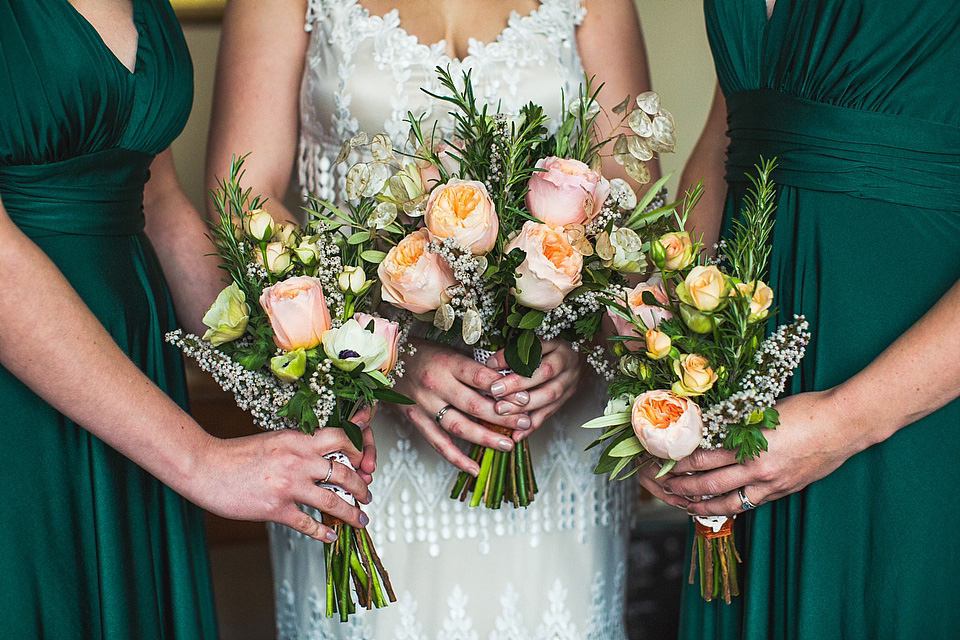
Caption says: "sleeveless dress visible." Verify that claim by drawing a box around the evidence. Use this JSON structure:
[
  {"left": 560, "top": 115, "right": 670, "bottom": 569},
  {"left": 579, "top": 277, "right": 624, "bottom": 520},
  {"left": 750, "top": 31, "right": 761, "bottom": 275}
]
[
  {"left": 680, "top": 1, "right": 960, "bottom": 639},
  {"left": 0, "top": 1, "right": 217, "bottom": 638},
  {"left": 267, "top": 1, "right": 631, "bottom": 638}
]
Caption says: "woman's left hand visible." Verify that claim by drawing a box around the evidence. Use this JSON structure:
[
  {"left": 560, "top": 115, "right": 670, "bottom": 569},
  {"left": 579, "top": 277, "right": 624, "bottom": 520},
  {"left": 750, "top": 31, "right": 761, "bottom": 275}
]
[
  {"left": 652, "top": 389, "right": 867, "bottom": 516},
  {"left": 484, "top": 340, "right": 586, "bottom": 440}
]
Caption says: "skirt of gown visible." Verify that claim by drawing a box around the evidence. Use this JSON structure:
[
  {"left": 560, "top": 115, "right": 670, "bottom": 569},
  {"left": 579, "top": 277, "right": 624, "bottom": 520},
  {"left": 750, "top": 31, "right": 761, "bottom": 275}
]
[{"left": 268, "top": 373, "right": 632, "bottom": 640}]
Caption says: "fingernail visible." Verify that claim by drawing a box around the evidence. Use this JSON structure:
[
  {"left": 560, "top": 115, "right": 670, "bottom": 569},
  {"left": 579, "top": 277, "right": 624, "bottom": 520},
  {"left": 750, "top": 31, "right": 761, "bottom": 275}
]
[
  {"left": 366, "top": 490, "right": 373, "bottom": 503},
  {"left": 490, "top": 381, "right": 506, "bottom": 396},
  {"left": 358, "top": 512, "right": 370, "bottom": 527},
  {"left": 485, "top": 356, "right": 497, "bottom": 367},
  {"left": 324, "top": 531, "right": 338, "bottom": 542},
  {"left": 497, "top": 439, "right": 513, "bottom": 452},
  {"left": 470, "top": 465, "right": 480, "bottom": 477},
  {"left": 515, "top": 391, "right": 530, "bottom": 405},
  {"left": 663, "top": 486, "right": 674, "bottom": 495},
  {"left": 516, "top": 416, "right": 531, "bottom": 430},
  {"left": 356, "top": 419, "right": 366, "bottom": 428},
  {"left": 495, "top": 402, "right": 509, "bottom": 415}
]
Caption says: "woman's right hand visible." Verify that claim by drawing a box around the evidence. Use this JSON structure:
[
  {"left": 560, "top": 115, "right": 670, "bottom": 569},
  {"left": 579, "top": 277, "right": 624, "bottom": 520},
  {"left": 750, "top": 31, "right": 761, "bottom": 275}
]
[
  {"left": 393, "top": 338, "right": 533, "bottom": 475},
  {"left": 192, "top": 427, "right": 372, "bottom": 543}
]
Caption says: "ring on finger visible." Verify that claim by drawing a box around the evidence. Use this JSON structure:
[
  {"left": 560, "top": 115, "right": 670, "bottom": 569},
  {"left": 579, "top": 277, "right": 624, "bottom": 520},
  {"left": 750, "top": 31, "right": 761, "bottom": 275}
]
[
  {"left": 435, "top": 404, "right": 455, "bottom": 426},
  {"left": 738, "top": 487, "right": 758, "bottom": 511},
  {"left": 322, "top": 459, "right": 334, "bottom": 484}
]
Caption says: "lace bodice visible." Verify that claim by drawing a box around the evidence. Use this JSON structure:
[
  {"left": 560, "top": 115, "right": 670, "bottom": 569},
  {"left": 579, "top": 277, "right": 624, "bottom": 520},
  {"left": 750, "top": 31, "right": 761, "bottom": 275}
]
[{"left": 297, "top": 0, "right": 587, "bottom": 202}]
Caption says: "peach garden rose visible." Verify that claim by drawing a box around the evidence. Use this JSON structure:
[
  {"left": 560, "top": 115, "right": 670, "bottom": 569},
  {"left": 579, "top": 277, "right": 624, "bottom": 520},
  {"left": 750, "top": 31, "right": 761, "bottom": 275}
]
[
  {"left": 259, "top": 275, "right": 332, "bottom": 351},
  {"left": 506, "top": 221, "right": 583, "bottom": 311},
  {"left": 424, "top": 179, "right": 499, "bottom": 254},
  {"left": 631, "top": 390, "right": 703, "bottom": 461},
  {"left": 377, "top": 229, "right": 457, "bottom": 314},
  {"left": 607, "top": 275, "right": 673, "bottom": 350},
  {"left": 525, "top": 156, "right": 610, "bottom": 227}
]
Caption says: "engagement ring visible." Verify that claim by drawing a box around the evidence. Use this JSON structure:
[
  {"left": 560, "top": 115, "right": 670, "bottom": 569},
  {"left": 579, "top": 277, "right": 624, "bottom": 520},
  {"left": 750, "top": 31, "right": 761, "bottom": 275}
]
[
  {"left": 738, "top": 488, "right": 758, "bottom": 511},
  {"left": 435, "top": 404, "right": 455, "bottom": 425}
]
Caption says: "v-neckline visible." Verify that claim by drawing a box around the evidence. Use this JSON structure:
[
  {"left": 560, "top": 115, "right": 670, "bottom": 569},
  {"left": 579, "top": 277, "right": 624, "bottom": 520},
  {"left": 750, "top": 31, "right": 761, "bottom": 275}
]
[
  {"left": 354, "top": 0, "right": 545, "bottom": 63},
  {"left": 66, "top": 0, "right": 142, "bottom": 75}
]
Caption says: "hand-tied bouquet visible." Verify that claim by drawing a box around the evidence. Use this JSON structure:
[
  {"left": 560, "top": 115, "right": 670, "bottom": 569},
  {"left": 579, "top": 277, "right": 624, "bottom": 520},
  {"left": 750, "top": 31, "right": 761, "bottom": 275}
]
[
  {"left": 166, "top": 157, "right": 412, "bottom": 621},
  {"left": 309, "top": 66, "right": 677, "bottom": 509},
  {"left": 582, "top": 160, "right": 810, "bottom": 603}
]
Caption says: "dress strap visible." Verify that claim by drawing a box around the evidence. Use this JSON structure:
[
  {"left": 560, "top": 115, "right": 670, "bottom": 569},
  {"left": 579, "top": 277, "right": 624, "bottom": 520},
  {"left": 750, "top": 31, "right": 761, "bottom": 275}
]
[{"left": 725, "top": 89, "right": 960, "bottom": 211}]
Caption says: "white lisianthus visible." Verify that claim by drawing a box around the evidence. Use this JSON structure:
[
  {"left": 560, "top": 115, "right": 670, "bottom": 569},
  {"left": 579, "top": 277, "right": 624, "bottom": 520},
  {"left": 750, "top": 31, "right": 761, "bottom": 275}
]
[
  {"left": 321, "top": 319, "right": 389, "bottom": 372},
  {"left": 201, "top": 282, "right": 249, "bottom": 345}
]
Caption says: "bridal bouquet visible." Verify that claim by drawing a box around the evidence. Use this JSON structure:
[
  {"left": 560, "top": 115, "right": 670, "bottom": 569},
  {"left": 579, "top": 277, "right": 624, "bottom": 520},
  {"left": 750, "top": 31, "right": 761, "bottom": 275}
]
[
  {"left": 582, "top": 160, "right": 810, "bottom": 603},
  {"left": 309, "top": 66, "right": 677, "bottom": 509},
  {"left": 166, "top": 156, "right": 408, "bottom": 621}
]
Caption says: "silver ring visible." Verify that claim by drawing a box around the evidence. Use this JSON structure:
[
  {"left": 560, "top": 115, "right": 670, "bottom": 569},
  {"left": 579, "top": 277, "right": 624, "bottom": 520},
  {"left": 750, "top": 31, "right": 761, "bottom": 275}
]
[
  {"left": 322, "top": 460, "right": 334, "bottom": 484},
  {"left": 435, "top": 404, "right": 455, "bottom": 425},
  {"left": 738, "top": 488, "right": 758, "bottom": 511}
]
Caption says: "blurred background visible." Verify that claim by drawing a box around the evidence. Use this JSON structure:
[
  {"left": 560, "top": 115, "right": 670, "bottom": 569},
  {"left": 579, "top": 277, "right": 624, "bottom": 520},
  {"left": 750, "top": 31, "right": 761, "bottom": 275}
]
[{"left": 170, "top": 2, "right": 716, "bottom": 638}]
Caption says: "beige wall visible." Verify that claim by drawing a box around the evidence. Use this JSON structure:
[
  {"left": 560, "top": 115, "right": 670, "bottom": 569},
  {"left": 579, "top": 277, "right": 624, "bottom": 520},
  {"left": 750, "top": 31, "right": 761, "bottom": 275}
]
[{"left": 171, "top": 2, "right": 716, "bottom": 210}]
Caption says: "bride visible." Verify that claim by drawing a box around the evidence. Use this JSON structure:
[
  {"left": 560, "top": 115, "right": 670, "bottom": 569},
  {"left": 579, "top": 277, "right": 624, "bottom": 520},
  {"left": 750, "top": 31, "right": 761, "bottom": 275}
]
[{"left": 207, "top": 0, "right": 658, "bottom": 637}]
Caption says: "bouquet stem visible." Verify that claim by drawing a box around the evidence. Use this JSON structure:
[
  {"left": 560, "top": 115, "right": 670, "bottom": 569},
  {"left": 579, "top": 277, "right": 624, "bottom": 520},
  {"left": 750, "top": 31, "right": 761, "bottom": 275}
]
[
  {"left": 689, "top": 515, "right": 741, "bottom": 604},
  {"left": 319, "top": 452, "right": 396, "bottom": 620}
]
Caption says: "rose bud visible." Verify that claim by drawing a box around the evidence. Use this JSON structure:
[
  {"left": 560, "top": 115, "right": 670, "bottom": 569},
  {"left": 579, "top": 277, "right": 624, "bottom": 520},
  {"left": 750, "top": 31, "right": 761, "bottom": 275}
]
[
  {"left": 676, "top": 265, "right": 727, "bottom": 312},
  {"left": 671, "top": 353, "right": 718, "bottom": 396},
  {"left": 243, "top": 208, "right": 275, "bottom": 242},
  {"left": 654, "top": 231, "right": 695, "bottom": 272},
  {"left": 735, "top": 280, "right": 774, "bottom": 323},
  {"left": 644, "top": 328, "right": 672, "bottom": 360}
]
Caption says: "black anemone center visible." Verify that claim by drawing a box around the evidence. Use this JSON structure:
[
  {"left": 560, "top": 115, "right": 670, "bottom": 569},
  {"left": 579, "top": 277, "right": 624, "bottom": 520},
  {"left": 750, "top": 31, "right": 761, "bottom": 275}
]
[{"left": 339, "top": 349, "right": 361, "bottom": 359}]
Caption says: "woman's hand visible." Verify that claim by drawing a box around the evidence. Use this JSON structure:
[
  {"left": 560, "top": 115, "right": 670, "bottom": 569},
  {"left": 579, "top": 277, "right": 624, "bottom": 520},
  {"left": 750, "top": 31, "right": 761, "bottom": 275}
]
[
  {"left": 352, "top": 404, "right": 377, "bottom": 484},
  {"left": 393, "top": 338, "right": 533, "bottom": 475},
  {"left": 192, "top": 427, "right": 373, "bottom": 543},
  {"left": 649, "top": 389, "right": 865, "bottom": 516},
  {"left": 484, "top": 339, "right": 586, "bottom": 438}
]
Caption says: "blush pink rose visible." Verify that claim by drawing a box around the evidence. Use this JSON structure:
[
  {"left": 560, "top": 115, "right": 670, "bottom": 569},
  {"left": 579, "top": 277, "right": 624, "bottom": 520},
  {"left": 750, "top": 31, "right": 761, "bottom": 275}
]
[
  {"left": 506, "top": 221, "right": 583, "bottom": 311},
  {"left": 259, "top": 276, "right": 332, "bottom": 351},
  {"left": 378, "top": 229, "right": 457, "bottom": 314},
  {"left": 631, "top": 390, "right": 703, "bottom": 461},
  {"left": 354, "top": 313, "right": 401, "bottom": 373},
  {"left": 424, "top": 179, "right": 499, "bottom": 254},
  {"left": 525, "top": 156, "right": 611, "bottom": 227},
  {"left": 607, "top": 275, "right": 673, "bottom": 349}
]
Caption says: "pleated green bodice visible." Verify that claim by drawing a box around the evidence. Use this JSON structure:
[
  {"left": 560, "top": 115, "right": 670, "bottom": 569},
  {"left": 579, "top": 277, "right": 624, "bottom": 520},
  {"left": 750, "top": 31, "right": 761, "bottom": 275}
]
[
  {"left": 680, "top": 2, "right": 960, "bottom": 639},
  {"left": 0, "top": 1, "right": 217, "bottom": 637}
]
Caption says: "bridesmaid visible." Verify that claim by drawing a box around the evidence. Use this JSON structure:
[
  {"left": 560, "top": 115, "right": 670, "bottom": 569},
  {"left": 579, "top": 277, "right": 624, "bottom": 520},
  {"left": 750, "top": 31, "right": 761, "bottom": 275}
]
[
  {"left": 643, "top": 0, "right": 960, "bottom": 638},
  {"left": 0, "top": 1, "right": 373, "bottom": 636}
]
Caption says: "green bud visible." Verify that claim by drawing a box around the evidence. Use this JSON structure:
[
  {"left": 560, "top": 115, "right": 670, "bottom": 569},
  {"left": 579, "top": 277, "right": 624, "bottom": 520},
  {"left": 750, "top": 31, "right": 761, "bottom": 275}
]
[
  {"left": 338, "top": 266, "right": 369, "bottom": 294},
  {"left": 270, "top": 348, "right": 307, "bottom": 382},
  {"left": 679, "top": 303, "right": 714, "bottom": 334},
  {"left": 243, "top": 209, "right": 275, "bottom": 242}
]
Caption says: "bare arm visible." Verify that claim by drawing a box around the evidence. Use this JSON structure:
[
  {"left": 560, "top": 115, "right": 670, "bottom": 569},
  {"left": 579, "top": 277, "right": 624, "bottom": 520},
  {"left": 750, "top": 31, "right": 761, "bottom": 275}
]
[
  {"left": 578, "top": 0, "right": 661, "bottom": 187},
  {"left": 0, "top": 187, "right": 370, "bottom": 541},
  {"left": 677, "top": 83, "right": 728, "bottom": 252},
  {"left": 205, "top": 0, "right": 309, "bottom": 224}
]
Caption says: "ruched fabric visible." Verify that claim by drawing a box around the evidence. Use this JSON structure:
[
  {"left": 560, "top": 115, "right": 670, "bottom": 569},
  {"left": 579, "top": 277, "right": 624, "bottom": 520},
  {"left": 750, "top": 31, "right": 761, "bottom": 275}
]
[
  {"left": 0, "top": 1, "right": 216, "bottom": 638},
  {"left": 680, "top": 2, "right": 960, "bottom": 640}
]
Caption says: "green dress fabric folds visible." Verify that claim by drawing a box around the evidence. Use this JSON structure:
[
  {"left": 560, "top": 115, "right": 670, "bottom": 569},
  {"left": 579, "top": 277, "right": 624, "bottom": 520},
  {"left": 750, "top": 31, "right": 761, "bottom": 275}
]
[
  {"left": 0, "top": 1, "right": 217, "bottom": 637},
  {"left": 681, "top": 1, "right": 960, "bottom": 638}
]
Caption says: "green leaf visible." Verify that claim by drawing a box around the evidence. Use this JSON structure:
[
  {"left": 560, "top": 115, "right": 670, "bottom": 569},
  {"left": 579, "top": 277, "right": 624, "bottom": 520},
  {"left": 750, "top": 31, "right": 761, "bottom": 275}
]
[
  {"left": 517, "top": 329, "right": 536, "bottom": 363},
  {"left": 581, "top": 412, "right": 631, "bottom": 429},
  {"left": 517, "top": 310, "right": 545, "bottom": 329},
  {"left": 506, "top": 312, "right": 523, "bottom": 329},
  {"left": 372, "top": 387, "right": 416, "bottom": 405},
  {"left": 347, "top": 231, "right": 371, "bottom": 245},
  {"left": 342, "top": 421, "right": 363, "bottom": 451},
  {"left": 360, "top": 250, "right": 387, "bottom": 264},
  {"left": 654, "top": 458, "right": 677, "bottom": 478},
  {"left": 608, "top": 434, "right": 644, "bottom": 458}
]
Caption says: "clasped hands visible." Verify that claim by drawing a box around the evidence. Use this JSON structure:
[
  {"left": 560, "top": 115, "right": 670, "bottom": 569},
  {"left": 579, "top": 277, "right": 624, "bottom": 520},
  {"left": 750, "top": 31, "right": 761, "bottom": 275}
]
[
  {"left": 394, "top": 338, "right": 585, "bottom": 476},
  {"left": 636, "top": 389, "right": 868, "bottom": 516}
]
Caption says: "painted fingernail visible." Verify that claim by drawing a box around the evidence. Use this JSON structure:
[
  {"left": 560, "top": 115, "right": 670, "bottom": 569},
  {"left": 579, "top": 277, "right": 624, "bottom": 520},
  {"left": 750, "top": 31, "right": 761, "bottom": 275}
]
[
  {"left": 470, "top": 465, "right": 481, "bottom": 477},
  {"left": 324, "top": 531, "right": 338, "bottom": 542},
  {"left": 495, "top": 402, "right": 510, "bottom": 415},
  {"left": 516, "top": 416, "right": 531, "bottom": 430},
  {"left": 490, "top": 381, "right": 506, "bottom": 396},
  {"left": 356, "top": 419, "right": 367, "bottom": 428},
  {"left": 497, "top": 439, "right": 514, "bottom": 452},
  {"left": 485, "top": 356, "right": 497, "bottom": 367},
  {"left": 366, "top": 490, "right": 373, "bottom": 503},
  {"left": 515, "top": 391, "right": 530, "bottom": 405},
  {"left": 358, "top": 512, "right": 370, "bottom": 527},
  {"left": 663, "top": 486, "right": 674, "bottom": 495}
]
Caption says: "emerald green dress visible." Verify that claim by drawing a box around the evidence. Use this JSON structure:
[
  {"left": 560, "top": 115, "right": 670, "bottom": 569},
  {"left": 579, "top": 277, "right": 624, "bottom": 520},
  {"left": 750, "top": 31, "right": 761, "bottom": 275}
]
[
  {"left": 680, "top": 1, "right": 960, "bottom": 638},
  {"left": 0, "top": 1, "right": 217, "bottom": 637}
]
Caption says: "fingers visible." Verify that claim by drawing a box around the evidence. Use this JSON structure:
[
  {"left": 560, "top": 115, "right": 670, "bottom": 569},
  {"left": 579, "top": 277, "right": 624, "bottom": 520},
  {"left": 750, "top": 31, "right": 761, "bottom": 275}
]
[
  {"left": 636, "top": 457, "right": 691, "bottom": 510},
  {"left": 682, "top": 486, "right": 765, "bottom": 517},
  {"left": 354, "top": 406, "right": 377, "bottom": 482},
  {"left": 668, "top": 446, "right": 739, "bottom": 474},
  {"left": 277, "top": 507, "right": 338, "bottom": 542},
  {"left": 402, "top": 404, "right": 484, "bottom": 475},
  {"left": 660, "top": 462, "right": 748, "bottom": 499}
]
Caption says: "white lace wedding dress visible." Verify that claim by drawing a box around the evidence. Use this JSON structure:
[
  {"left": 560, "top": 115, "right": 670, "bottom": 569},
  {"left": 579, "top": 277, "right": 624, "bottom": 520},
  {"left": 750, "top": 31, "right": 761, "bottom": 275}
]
[{"left": 268, "top": 1, "right": 630, "bottom": 638}]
